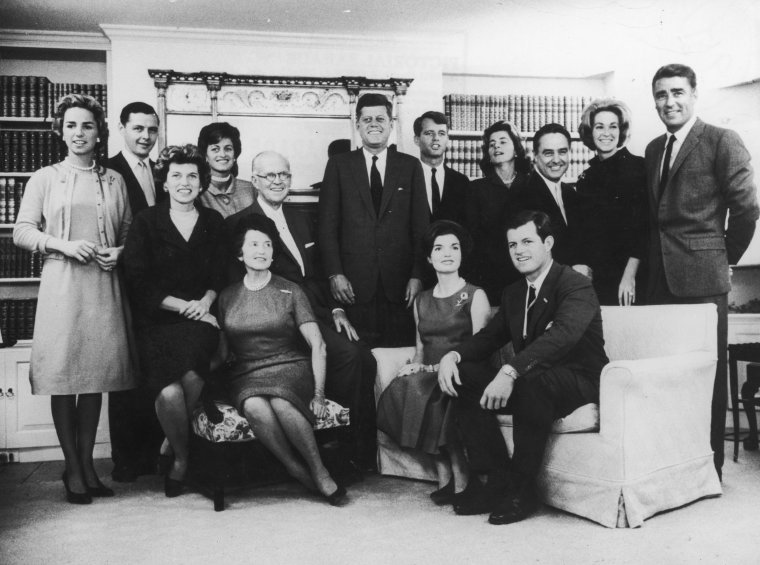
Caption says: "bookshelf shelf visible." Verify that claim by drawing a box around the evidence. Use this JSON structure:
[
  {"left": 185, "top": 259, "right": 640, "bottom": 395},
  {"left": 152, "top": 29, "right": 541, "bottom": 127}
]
[
  {"left": 0, "top": 117, "right": 50, "bottom": 123},
  {"left": 0, "top": 173, "right": 33, "bottom": 178},
  {"left": 0, "top": 278, "right": 41, "bottom": 284},
  {"left": 449, "top": 130, "right": 581, "bottom": 140}
]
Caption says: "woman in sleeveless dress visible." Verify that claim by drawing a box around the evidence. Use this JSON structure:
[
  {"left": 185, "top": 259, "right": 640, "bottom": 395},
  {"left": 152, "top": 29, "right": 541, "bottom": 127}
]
[{"left": 376, "top": 220, "right": 490, "bottom": 504}]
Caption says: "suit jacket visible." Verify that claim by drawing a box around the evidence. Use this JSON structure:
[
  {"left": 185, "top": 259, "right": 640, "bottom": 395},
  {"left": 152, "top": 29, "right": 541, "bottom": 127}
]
[
  {"left": 318, "top": 147, "right": 430, "bottom": 304},
  {"left": 226, "top": 199, "right": 337, "bottom": 320},
  {"left": 107, "top": 152, "right": 165, "bottom": 217},
  {"left": 433, "top": 165, "right": 469, "bottom": 224},
  {"left": 644, "top": 118, "right": 759, "bottom": 297},
  {"left": 513, "top": 171, "right": 585, "bottom": 267},
  {"left": 456, "top": 262, "right": 608, "bottom": 383}
]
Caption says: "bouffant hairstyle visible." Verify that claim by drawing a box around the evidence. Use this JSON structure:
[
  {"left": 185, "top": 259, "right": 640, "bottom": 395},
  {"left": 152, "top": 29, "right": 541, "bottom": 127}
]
[
  {"left": 154, "top": 144, "right": 211, "bottom": 192},
  {"left": 652, "top": 63, "right": 697, "bottom": 91},
  {"left": 578, "top": 98, "right": 632, "bottom": 151},
  {"left": 422, "top": 220, "right": 473, "bottom": 265},
  {"left": 231, "top": 213, "right": 281, "bottom": 261},
  {"left": 480, "top": 120, "right": 531, "bottom": 177},
  {"left": 505, "top": 209, "right": 554, "bottom": 243},
  {"left": 51, "top": 93, "right": 109, "bottom": 167},
  {"left": 356, "top": 93, "right": 393, "bottom": 121},
  {"left": 197, "top": 122, "right": 243, "bottom": 177}
]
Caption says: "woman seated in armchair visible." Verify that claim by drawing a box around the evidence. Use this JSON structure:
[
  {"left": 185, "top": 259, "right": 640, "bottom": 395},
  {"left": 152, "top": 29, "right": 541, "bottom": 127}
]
[
  {"left": 216, "top": 214, "right": 347, "bottom": 506},
  {"left": 376, "top": 220, "right": 490, "bottom": 504}
]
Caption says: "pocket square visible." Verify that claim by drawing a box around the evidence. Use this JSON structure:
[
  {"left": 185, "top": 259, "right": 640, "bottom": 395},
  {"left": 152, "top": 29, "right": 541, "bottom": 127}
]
[
  {"left": 305, "top": 242, "right": 315, "bottom": 248},
  {"left": 545, "top": 321, "right": 553, "bottom": 330},
  {"left": 397, "top": 187, "right": 405, "bottom": 191}
]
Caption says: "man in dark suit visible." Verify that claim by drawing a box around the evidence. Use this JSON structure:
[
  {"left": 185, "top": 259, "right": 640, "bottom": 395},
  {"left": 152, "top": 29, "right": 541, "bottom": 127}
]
[
  {"left": 515, "top": 123, "right": 588, "bottom": 274},
  {"left": 227, "top": 151, "right": 379, "bottom": 470},
  {"left": 438, "top": 210, "right": 608, "bottom": 524},
  {"left": 318, "top": 93, "right": 430, "bottom": 347},
  {"left": 644, "top": 64, "right": 759, "bottom": 478},
  {"left": 105, "top": 101, "right": 164, "bottom": 482},
  {"left": 413, "top": 111, "right": 468, "bottom": 224}
]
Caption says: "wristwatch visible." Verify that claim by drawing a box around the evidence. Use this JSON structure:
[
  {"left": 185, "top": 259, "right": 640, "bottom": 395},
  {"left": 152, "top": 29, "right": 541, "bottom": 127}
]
[{"left": 499, "top": 365, "right": 518, "bottom": 380}]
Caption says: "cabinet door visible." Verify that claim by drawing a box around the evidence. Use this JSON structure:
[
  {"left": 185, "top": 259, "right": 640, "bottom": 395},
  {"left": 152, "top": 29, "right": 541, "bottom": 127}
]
[{"left": 3, "top": 346, "right": 110, "bottom": 453}]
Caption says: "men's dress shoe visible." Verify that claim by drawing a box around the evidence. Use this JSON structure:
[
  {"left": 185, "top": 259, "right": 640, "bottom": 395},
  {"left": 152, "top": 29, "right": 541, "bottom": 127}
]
[
  {"left": 164, "top": 476, "right": 185, "bottom": 498},
  {"left": 86, "top": 478, "right": 115, "bottom": 497},
  {"left": 488, "top": 492, "right": 538, "bottom": 525},
  {"left": 62, "top": 472, "right": 93, "bottom": 505},
  {"left": 111, "top": 463, "right": 138, "bottom": 483},
  {"left": 323, "top": 484, "right": 348, "bottom": 507},
  {"left": 429, "top": 479, "right": 455, "bottom": 506},
  {"left": 453, "top": 480, "right": 495, "bottom": 516}
]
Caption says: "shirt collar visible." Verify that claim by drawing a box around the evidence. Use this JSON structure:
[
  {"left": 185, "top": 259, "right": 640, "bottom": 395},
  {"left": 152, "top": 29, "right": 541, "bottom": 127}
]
[
  {"left": 257, "top": 195, "right": 285, "bottom": 220},
  {"left": 527, "top": 260, "right": 553, "bottom": 295},
  {"left": 362, "top": 146, "right": 388, "bottom": 166},
  {"left": 535, "top": 168, "right": 561, "bottom": 193},
  {"left": 669, "top": 114, "right": 698, "bottom": 144},
  {"left": 122, "top": 149, "right": 151, "bottom": 171}
]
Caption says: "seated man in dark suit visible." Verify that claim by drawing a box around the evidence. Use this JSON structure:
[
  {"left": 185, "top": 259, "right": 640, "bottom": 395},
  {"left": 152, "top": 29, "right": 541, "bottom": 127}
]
[
  {"left": 438, "top": 210, "right": 608, "bottom": 524},
  {"left": 413, "top": 111, "right": 469, "bottom": 225},
  {"left": 105, "top": 101, "right": 165, "bottom": 482},
  {"left": 227, "top": 151, "right": 378, "bottom": 471},
  {"left": 514, "top": 123, "right": 590, "bottom": 276}
]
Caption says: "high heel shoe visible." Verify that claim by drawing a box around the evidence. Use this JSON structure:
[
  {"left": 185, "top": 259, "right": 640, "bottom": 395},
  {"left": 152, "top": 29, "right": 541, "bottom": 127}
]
[
  {"left": 322, "top": 484, "right": 348, "bottom": 507},
  {"left": 429, "top": 479, "right": 455, "bottom": 506},
  {"left": 164, "top": 475, "right": 185, "bottom": 498},
  {"left": 86, "top": 477, "right": 115, "bottom": 498},
  {"left": 62, "top": 472, "right": 92, "bottom": 505}
]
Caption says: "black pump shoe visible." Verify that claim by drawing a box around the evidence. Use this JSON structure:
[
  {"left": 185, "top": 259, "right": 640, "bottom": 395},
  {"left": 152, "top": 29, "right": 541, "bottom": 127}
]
[
  {"left": 62, "top": 472, "right": 93, "bottom": 505},
  {"left": 164, "top": 475, "right": 185, "bottom": 498},
  {"left": 323, "top": 484, "right": 348, "bottom": 507},
  {"left": 86, "top": 478, "right": 115, "bottom": 498},
  {"left": 429, "top": 479, "right": 455, "bottom": 505}
]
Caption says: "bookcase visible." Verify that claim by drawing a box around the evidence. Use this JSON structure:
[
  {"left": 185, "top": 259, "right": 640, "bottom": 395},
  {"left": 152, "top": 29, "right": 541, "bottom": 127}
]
[{"left": 443, "top": 94, "right": 595, "bottom": 182}]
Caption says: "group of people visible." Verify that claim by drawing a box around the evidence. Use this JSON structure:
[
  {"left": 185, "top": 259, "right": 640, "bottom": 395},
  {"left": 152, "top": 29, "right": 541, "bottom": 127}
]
[{"left": 12, "top": 62, "right": 758, "bottom": 525}]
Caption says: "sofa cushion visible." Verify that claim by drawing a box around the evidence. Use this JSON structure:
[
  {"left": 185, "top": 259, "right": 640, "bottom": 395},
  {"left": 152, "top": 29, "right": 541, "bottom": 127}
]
[
  {"left": 192, "top": 400, "right": 350, "bottom": 444},
  {"left": 497, "top": 402, "right": 600, "bottom": 434}
]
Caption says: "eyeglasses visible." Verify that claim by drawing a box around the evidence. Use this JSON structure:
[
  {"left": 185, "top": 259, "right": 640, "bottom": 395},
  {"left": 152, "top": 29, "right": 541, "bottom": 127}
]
[{"left": 255, "top": 172, "right": 292, "bottom": 183}]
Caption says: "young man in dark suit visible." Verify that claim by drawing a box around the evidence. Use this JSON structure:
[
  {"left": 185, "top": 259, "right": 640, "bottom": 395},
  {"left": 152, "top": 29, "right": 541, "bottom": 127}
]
[
  {"left": 515, "top": 123, "right": 589, "bottom": 274},
  {"left": 438, "top": 210, "right": 608, "bottom": 524},
  {"left": 644, "top": 64, "right": 759, "bottom": 478},
  {"left": 227, "top": 151, "right": 379, "bottom": 471},
  {"left": 318, "top": 93, "right": 429, "bottom": 347},
  {"left": 105, "top": 101, "right": 164, "bottom": 482},
  {"left": 412, "top": 111, "right": 469, "bottom": 225}
]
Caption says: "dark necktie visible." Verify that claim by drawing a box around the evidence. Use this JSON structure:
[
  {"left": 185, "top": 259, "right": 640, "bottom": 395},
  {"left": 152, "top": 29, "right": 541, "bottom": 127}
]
[
  {"left": 658, "top": 134, "right": 676, "bottom": 199},
  {"left": 523, "top": 284, "right": 537, "bottom": 339},
  {"left": 431, "top": 167, "right": 441, "bottom": 216},
  {"left": 370, "top": 155, "right": 382, "bottom": 214}
]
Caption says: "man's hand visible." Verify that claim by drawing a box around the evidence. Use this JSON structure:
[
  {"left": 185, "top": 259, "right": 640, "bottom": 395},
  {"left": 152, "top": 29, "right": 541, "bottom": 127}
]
[
  {"left": 405, "top": 278, "right": 423, "bottom": 308},
  {"left": 332, "top": 309, "right": 359, "bottom": 341},
  {"left": 572, "top": 264, "right": 593, "bottom": 280},
  {"left": 330, "top": 274, "right": 355, "bottom": 305},
  {"left": 480, "top": 369, "right": 516, "bottom": 410},
  {"left": 437, "top": 352, "right": 461, "bottom": 397}
]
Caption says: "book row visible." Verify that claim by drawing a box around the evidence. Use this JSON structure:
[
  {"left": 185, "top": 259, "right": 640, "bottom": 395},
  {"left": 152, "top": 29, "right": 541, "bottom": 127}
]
[
  {"left": 443, "top": 94, "right": 593, "bottom": 134},
  {"left": 0, "top": 178, "right": 24, "bottom": 224},
  {"left": 0, "top": 238, "right": 42, "bottom": 279},
  {"left": 0, "top": 75, "right": 108, "bottom": 118},
  {"left": 1, "top": 130, "right": 67, "bottom": 172},
  {"left": 0, "top": 299, "right": 37, "bottom": 342}
]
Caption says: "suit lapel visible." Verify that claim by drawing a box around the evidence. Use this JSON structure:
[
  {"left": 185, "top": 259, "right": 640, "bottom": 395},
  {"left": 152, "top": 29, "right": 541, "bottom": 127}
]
[
  {"left": 534, "top": 175, "right": 566, "bottom": 227},
  {"left": 117, "top": 152, "right": 149, "bottom": 211},
  {"left": 283, "top": 206, "right": 313, "bottom": 275},
  {"left": 350, "top": 149, "right": 376, "bottom": 219},
  {"left": 251, "top": 199, "right": 301, "bottom": 275},
  {"left": 379, "top": 149, "right": 400, "bottom": 216},
  {"left": 526, "top": 262, "right": 560, "bottom": 343},
  {"left": 508, "top": 282, "right": 528, "bottom": 351},
  {"left": 667, "top": 119, "right": 704, "bottom": 182}
]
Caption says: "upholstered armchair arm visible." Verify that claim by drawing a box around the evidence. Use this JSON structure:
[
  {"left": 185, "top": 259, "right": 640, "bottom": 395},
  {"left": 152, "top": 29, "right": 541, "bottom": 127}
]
[
  {"left": 372, "top": 347, "right": 417, "bottom": 403},
  {"left": 599, "top": 351, "right": 716, "bottom": 475}
]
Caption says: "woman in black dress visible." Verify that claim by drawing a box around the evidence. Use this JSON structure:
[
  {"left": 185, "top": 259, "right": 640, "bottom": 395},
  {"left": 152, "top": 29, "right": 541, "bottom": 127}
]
[
  {"left": 466, "top": 121, "right": 532, "bottom": 303},
  {"left": 576, "top": 99, "right": 647, "bottom": 306},
  {"left": 122, "top": 144, "right": 227, "bottom": 497}
]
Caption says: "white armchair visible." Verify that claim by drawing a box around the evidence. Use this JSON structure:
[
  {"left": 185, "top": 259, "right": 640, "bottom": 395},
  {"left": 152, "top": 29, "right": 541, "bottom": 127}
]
[{"left": 372, "top": 303, "right": 722, "bottom": 528}]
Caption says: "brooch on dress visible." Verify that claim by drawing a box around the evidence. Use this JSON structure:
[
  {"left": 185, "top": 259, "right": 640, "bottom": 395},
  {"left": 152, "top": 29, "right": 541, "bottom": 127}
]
[{"left": 455, "top": 291, "right": 469, "bottom": 308}]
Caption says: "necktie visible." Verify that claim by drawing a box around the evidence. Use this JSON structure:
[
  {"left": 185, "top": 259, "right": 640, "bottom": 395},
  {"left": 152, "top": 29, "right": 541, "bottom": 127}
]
[
  {"left": 137, "top": 161, "right": 155, "bottom": 206},
  {"left": 370, "top": 155, "right": 382, "bottom": 214},
  {"left": 431, "top": 167, "right": 441, "bottom": 216},
  {"left": 658, "top": 134, "right": 676, "bottom": 199},
  {"left": 523, "top": 284, "right": 537, "bottom": 339}
]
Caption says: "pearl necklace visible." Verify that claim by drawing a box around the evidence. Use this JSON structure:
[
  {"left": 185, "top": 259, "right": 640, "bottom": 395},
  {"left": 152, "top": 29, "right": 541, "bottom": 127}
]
[
  {"left": 244, "top": 271, "right": 271, "bottom": 291},
  {"left": 65, "top": 159, "right": 96, "bottom": 172}
]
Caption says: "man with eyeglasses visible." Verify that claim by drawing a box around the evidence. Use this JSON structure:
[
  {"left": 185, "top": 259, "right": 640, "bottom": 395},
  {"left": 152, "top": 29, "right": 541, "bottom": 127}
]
[{"left": 226, "top": 151, "right": 379, "bottom": 473}]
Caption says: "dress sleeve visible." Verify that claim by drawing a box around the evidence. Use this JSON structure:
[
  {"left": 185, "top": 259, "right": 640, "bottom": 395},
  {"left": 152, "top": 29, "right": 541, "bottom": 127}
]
[
  {"left": 291, "top": 284, "right": 317, "bottom": 327},
  {"left": 13, "top": 169, "right": 51, "bottom": 253}
]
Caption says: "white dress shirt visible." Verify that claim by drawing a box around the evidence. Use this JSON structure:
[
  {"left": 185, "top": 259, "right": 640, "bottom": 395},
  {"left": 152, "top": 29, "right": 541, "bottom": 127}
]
[
  {"left": 257, "top": 195, "right": 305, "bottom": 277},
  {"left": 420, "top": 161, "right": 446, "bottom": 213},
  {"left": 362, "top": 147, "right": 388, "bottom": 185},
  {"left": 660, "top": 114, "right": 698, "bottom": 177},
  {"left": 536, "top": 169, "right": 567, "bottom": 224}
]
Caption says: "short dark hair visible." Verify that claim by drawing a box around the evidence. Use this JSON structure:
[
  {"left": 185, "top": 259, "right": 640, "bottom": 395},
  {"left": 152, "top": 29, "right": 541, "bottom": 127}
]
[
  {"left": 231, "top": 213, "right": 281, "bottom": 260},
  {"left": 154, "top": 144, "right": 211, "bottom": 192},
  {"left": 532, "top": 123, "right": 571, "bottom": 154},
  {"left": 652, "top": 63, "right": 697, "bottom": 91},
  {"left": 52, "top": 93, "right": 109, "bottom": 168},
  {"left": 505, "top": 210, "right": 554, "bottom": 242},
  {"left": 578, "top": 98, "right": 632, "bottom": 151},
  {"left": 119, "top": 101, "right": 159, "bottom": 126},
  {"left": 197, "top": 122, "right": 243, "bottom": 177},
  {"left": 480, "top": 120, "right": 531, "bottom": 176},
  {"left": 413, "top": 111, "right": 448, "bottom": 136},
  {"left": 356, "top": 93, "right": 392, "bottom": 121},
  {"left": 422, "top": 220, "right": 473, "bottom": 262}
]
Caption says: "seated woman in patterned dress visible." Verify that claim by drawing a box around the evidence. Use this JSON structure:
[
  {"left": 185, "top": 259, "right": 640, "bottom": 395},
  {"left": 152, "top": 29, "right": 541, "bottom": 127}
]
[
  {"left": 216, "top": 214, "right": 347, "bottom": 506},
  {"left": 376, "top": 220, "right": 490, "bottom": 505},
  {"left": 122, "top": 144, "right": 227, "bottom": 498}
]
